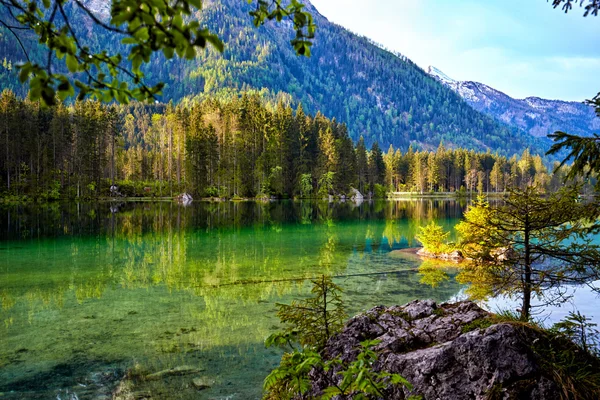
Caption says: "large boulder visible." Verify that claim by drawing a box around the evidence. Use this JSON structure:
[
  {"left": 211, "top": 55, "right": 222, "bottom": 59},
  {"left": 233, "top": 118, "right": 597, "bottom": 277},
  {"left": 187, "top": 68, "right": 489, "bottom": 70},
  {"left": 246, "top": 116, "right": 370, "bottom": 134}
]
[
  {"left": 308, "top": 300, "right": 562, "bottom": 399},
  {"left": 350, "top": 188, "right": 364, "bottom": 201}
]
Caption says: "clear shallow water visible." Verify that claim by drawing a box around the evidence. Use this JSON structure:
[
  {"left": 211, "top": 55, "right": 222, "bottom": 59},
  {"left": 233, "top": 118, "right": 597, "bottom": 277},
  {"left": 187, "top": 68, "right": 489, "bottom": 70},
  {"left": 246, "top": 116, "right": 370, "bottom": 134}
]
[{"left": 1, "top": 198, "right": 580, "bottom": 399}]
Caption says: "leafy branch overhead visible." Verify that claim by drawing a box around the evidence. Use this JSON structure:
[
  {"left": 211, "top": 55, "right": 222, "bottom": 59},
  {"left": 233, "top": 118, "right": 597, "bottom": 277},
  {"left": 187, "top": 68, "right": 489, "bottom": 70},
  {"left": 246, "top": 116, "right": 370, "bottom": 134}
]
[
  {"left": 547, "top": 132, "right": 600, "bottom": 185},
  {"left": 0, "top": 0, "right": 315, "bottom": 106}
]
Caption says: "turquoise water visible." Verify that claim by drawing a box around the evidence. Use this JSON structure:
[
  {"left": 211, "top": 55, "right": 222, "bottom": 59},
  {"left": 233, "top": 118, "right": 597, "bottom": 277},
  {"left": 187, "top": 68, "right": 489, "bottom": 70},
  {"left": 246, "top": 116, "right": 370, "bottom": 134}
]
[{"left": 1, "top": 200, "right": 467, "bottom": 399}]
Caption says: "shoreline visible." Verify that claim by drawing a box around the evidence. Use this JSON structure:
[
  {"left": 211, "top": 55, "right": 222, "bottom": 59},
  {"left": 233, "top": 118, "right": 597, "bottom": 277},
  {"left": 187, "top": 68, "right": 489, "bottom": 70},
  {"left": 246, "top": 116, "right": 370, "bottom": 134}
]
[
  {"left": 389, "top": 191, "right": 508, "bottom": 199},
  {"left": 0, "top": 194, "right": 507, "bottom": 205}
]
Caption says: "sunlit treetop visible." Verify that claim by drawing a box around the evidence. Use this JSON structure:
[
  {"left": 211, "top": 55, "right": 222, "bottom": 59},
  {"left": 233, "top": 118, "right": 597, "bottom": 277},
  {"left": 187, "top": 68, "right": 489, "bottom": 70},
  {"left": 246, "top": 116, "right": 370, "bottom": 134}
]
[{"left": 0, "top": 0, "right": 315, "bottom": 106}]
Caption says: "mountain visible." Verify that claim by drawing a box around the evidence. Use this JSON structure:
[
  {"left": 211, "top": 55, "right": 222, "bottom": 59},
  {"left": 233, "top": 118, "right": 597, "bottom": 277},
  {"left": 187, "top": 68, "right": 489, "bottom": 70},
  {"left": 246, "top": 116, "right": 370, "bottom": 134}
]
[
  {"left": 0, "top": 0, "right": 542, "bottom": 155},
  {"left": 428, "top": 66, "right": 600, "bottom": 138}
]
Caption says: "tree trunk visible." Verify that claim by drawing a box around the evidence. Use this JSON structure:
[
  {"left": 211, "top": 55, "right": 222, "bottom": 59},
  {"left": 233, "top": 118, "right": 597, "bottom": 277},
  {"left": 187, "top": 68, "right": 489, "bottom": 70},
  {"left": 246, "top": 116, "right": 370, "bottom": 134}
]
[{"left": 521, "top": 214, "right": 532, "bottom": 321}]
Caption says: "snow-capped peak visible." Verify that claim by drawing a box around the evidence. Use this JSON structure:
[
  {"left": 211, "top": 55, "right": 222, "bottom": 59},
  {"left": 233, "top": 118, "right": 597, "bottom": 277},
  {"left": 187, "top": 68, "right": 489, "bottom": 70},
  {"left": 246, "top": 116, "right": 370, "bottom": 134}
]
[
  {"left": 428, "top": 66, "right": 456, "bottom": 85},
  {"left": 426, "top": 65, "right": 599, "bottom": 138}
]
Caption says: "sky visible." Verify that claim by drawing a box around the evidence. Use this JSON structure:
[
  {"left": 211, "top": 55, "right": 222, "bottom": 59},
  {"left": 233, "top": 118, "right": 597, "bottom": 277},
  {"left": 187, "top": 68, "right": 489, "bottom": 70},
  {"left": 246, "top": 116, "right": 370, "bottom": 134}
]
[{"left": 309, "top": 0, "right": 600, "bottom": 102}]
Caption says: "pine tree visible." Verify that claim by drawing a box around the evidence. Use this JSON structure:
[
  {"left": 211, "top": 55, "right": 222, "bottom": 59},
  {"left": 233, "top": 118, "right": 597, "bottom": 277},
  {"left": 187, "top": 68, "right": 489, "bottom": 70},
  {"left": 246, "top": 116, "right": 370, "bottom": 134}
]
[
  {"left": 426, "top": 152, "right": 440, "bottom": 192},
  {"left": 368, "top": 141, "right": 385, "bottom": 188},
  {"left": 355, "top": 136, "right": 368, "bottom": 194},
  {"left": 457, "top": 187, "right": 600, "bottom": 321}
]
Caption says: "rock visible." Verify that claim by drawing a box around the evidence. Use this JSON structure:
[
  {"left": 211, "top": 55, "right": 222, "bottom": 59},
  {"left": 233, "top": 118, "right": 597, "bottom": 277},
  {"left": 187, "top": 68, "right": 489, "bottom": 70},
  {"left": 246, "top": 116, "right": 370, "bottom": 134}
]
[
  {"left": 191, "top": 377, "right": 211, "bottom": 390},
  {"left": 173, "top": 193, "right": 193, "bottom": 206},
  {"left": 402, "top": 299, "right": 437, "bottom": 320},
  {"left": 145, "top": 365, "right": 203, "bottom": 381},
  {"left": 308, "top": 300, "right": 562, "bottom": 400},
  {"left": 416, "top": 247, "right": 464, "bottom": 262},
  {"left": 349, "top": 188, "right": 364, "bottom": 201}
]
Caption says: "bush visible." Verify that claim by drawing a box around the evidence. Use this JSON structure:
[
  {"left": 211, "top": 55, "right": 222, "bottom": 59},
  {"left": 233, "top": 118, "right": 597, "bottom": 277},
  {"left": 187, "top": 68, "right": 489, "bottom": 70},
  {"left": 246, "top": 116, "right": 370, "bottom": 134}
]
[
  {"left": 263, "top": 276, "right": 418, "bottom": 400},
  {"left": 373, "top": 183, "right": 387, "bottom": 198},
  {"left": 204, "top": 186, "right": 219, "bottom": 198},
  {"left": 38, "top": 180, "right": 61, "bottom": 201},
  {"left": 415, "top": 221, "right": 454, "bottom": 255}
]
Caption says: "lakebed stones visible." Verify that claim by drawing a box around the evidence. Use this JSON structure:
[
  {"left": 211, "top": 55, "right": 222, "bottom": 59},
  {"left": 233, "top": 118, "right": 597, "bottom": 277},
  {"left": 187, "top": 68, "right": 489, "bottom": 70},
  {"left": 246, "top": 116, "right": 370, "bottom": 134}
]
[
  {"left": 112, "top": 365, "right": 209, "bottom": 399},
  {"left": 191, "top": 377, "right": 212, "bottom": 390},
  {"left": 308, "top": 300, "right": 561, "bottom": 400},
  {"left": 144, "top": 365, "right": 203, "bottom": 381}
]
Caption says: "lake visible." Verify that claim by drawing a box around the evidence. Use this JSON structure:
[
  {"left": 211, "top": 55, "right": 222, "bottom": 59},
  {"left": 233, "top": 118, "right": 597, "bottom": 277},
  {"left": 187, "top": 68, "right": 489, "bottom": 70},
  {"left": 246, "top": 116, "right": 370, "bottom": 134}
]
[{"left": 0, "top": 199, "right": 595, "bottom": 399}]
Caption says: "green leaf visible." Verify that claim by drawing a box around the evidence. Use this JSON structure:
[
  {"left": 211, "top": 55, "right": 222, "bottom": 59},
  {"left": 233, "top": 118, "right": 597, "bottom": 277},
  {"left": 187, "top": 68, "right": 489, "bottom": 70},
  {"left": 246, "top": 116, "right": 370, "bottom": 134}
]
[
  {"left": 18, "top": 64, "right": 32, "bottom": 83},
  {"left": 184, "top": 45, "right": 196, "bottom": 59},
  {"left": 66, "top": 54, "right": 78, "bottom": 73}
]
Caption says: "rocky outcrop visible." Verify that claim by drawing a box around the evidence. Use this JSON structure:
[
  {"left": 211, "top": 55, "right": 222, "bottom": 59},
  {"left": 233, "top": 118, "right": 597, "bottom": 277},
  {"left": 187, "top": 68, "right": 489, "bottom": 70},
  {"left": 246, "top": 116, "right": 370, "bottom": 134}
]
[
  {"left": 309, "top": 300, "right": 562, "bottom": 400},
  {"left": 416, "top": 247, "right": 464, "bottom": 262}
]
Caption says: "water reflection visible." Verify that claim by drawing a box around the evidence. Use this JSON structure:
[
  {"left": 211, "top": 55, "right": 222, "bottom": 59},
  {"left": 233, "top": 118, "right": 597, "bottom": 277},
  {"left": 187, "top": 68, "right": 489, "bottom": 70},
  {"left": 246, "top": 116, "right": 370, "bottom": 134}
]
[{"left": 0, "top": 200, "right": 465, "bottom": 399}]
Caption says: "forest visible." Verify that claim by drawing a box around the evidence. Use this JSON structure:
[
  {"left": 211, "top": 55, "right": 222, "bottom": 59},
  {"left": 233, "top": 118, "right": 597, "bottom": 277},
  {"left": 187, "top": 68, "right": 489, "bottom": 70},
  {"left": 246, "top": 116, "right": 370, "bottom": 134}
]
[
  {"left": 0, "top": 89, "right": 586, "bottom": 201},
  {"left": 0, "top": 0, "right": 542, "bottom": 154}
]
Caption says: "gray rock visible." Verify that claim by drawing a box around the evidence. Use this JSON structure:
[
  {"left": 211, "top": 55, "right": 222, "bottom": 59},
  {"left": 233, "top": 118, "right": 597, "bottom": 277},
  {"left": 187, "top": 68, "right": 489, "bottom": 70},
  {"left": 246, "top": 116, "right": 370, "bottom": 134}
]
[
  {"left": 174, "top": 193, "right": 193, "bottom": 206},
  {"left": 416, "top": 247, "right": 464, "bottom": 261},
  {"left": 310, "top": 300, "right": 561, "bottom": 400},
  {"left": 403, "top": 299, "right": 437, "bottom": 319},
  {"left": 349, "top": 188, "right": 364, "bottom": 201}
]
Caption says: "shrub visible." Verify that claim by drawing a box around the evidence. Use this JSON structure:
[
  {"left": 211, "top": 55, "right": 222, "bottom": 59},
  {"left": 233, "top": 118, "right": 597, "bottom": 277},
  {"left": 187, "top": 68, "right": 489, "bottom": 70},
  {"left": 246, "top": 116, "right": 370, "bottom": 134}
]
[
  {"left": 204, "top": 186, "right": 219, "bottom": 198},
  {"left": 373, "top": 183, "right": 387, "bottom": 198},
  {"left": 415, "top": 221, "right": 453, "bottom": 255},
  {"left": 264, "top": 276, "right": 418, "bottom": 400}
]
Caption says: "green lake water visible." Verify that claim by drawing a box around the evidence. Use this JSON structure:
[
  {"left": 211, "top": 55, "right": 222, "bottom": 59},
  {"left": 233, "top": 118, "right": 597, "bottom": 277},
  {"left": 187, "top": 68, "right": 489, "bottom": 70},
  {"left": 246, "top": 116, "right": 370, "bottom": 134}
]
[{"left": 0, "top": 200, "right": 467, "bottom": 399}]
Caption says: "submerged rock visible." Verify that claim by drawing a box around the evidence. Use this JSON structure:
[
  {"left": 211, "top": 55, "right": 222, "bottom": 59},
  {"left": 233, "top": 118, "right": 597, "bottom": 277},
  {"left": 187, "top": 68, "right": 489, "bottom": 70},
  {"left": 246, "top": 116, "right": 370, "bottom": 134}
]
[
  {"left": 145, "top": 365, "right": 203, "bottom": 381},
  {"left": 308, "top": 300, "right": 565, "bottom": 399},
  {"left": 191, "top": 377, "right": 212, "bottom": 390}
]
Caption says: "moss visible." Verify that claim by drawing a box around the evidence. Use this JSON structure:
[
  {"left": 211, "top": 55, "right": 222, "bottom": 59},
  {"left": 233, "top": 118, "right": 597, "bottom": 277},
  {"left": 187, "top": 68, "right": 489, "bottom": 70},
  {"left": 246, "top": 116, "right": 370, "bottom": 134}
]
[
  {"left": 432, "top": 308, "right": 446, "bottom": 317},
  {"left": 387, "top": 310, "right": 413, "bottom": 321},
  {"left": 461, "top": 317, "right": 494, "bottom": 333}
]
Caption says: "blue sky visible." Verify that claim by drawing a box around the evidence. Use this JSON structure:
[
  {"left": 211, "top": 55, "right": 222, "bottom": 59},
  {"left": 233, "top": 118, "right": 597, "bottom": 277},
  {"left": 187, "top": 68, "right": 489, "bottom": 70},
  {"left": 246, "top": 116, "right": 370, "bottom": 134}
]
[{"left": 310, "top": 0, "right": 600, "bottom": 102}]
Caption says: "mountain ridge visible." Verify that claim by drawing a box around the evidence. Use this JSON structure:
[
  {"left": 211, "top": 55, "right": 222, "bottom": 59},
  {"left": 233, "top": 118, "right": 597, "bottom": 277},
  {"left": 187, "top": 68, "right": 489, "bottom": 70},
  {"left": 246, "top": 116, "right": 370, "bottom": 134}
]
[
  {"left": 0, "top": 0, "right": 543, "bottom": 155},
  {"left": 428, "top": 66, "right": 600, "bottom": 139}
]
